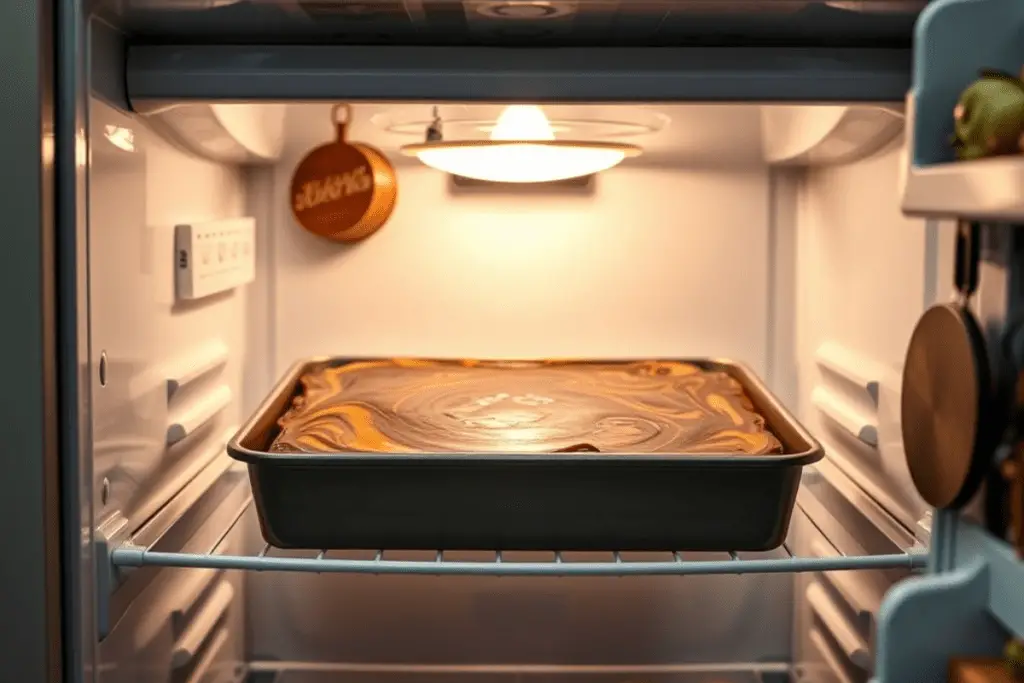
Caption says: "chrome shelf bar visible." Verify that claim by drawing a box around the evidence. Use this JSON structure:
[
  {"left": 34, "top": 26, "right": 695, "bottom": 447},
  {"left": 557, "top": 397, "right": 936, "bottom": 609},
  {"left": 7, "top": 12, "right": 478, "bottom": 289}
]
[
  {"left": 105, "top": 495, "right": 926, "bottom": 578},
  {"left": 111, "top": 544, "right": 926, "bottom": 577}
]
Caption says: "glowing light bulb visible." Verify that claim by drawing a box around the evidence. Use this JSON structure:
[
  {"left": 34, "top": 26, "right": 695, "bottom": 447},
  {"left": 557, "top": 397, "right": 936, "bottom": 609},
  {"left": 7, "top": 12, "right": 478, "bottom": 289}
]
[{"left": 489, "top": 105, "right": 555, "bottom": 141}]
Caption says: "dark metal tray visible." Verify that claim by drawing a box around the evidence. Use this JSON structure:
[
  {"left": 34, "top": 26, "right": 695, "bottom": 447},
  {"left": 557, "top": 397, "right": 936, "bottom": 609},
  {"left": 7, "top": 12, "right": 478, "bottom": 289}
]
[{"left": 228, "top": 357, "right": 823, "bottom": 552}]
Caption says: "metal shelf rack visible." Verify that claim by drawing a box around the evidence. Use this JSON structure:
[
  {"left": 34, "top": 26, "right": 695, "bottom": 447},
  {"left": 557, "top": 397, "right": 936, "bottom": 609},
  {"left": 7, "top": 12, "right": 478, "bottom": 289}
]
[
  {"left": 113, "top": 545, "right": 926, "bottom": 576},
  {"left": 97, "top": 476, "right": 928, "bottom": 641},
  {"left": 109, "top": 499, "right": 927, "bottom": 577}
]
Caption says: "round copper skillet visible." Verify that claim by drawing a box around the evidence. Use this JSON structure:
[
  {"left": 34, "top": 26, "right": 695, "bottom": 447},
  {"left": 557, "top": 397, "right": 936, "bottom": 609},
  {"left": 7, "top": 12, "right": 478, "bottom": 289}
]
[
  {"left": 290, "top": 103, "right": 398, "bottom": 242},
  {"left": 902, "top": 221, "right": 999, "bottom": 509}
]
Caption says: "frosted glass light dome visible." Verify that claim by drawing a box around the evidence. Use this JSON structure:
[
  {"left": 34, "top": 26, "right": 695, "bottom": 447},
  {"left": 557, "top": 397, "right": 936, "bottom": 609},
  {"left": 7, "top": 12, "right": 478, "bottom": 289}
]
[{"left": 401, "top": 105, "right": 642, "bottom": 183}]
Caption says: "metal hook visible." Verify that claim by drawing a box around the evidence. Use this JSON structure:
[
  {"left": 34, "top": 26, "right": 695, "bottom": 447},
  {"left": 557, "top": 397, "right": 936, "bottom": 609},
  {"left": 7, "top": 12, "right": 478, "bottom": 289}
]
[{"left": 426, "top": 106, "right": 443, "bottom": 142}]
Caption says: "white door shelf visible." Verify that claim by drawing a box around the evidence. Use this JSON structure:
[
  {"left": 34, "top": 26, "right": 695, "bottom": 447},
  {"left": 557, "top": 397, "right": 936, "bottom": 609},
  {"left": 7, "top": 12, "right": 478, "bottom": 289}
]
[
  {"left": 901, "top": 156, "right": 1024, "bottom": 222},
  {"left": 900, "top": 0, "right": 1024, "bottom": 222}
]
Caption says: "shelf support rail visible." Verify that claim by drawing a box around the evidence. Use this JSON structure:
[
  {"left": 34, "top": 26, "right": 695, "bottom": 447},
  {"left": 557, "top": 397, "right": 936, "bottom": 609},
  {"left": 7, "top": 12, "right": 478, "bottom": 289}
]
[{"left": 111, "top": 539, "right": 927, "bottom": 578}]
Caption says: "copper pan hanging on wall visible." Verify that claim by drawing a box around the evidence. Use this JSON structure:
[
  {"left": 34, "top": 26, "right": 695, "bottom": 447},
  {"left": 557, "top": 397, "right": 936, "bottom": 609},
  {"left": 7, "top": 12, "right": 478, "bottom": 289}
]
[{"left": 290, "top": 104, "right": 398, "bottom": 242}]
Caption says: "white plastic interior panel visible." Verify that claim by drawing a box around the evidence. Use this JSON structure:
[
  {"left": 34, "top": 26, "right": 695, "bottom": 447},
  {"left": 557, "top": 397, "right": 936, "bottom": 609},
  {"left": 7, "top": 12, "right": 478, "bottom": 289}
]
[
  {"left": 811, "top": 386, "right": 879, "bottom": 448},
  {"left": 118, "top": 425, "right": 237, "bottom": 537},
  {"left": 815, "top": 342, "right": 886, "bottom": 406},
  {"left": 760, "top": 105, "right": 904, "bottom": 166},
  {"left": 150, "top": 104, "right": 286, "bottom": 165},
  {"left": 798, "top": 460, "right": 918, "bottom": 575},
  {"left": 805, "top": 582, "right": 871, "bottom": 671},
  {"left": 98, "top": 465, "right": 247, "bottom": 681},
  {"left": 166, "top": 384, "right": 232, "bottom": 445},
  {"left": 165, "top": 339, "right": 230, "bottom": 401},
  {"left": 791, "top": 461, "right": 917, "bottom": 683},
  {"left": 170, "top": 578, "right": 235, "bottom": 668},
  {"left": 266, "top": 103, "right": 771, "bottom": 366},
  {"left": 89, "top": 99, "right": 250, "bottom": 530},
  {"left": 793, "top": 135, "right": 937, "bottom": 534}
]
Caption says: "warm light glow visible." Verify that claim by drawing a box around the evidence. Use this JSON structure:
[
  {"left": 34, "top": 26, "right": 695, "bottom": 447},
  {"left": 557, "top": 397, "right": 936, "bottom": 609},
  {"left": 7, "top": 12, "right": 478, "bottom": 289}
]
[
  {"left": 104, "top": 125, "right": 135, "bottom": 153},
  {"left": 490, "top": 105, "right": 555, "bottom": 141},
  {"left": 402, "top": 105, "right": 640, "bottom": 184},
  {"left": 415, "top": 144, "right": 629, "bottom": 184}
]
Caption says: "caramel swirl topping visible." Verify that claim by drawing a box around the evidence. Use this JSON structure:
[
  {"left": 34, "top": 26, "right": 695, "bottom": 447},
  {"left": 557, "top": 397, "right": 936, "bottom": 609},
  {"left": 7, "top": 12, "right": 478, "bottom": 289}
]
[{"left": 269, "top": 359, "right": 782, "bottom": 455}]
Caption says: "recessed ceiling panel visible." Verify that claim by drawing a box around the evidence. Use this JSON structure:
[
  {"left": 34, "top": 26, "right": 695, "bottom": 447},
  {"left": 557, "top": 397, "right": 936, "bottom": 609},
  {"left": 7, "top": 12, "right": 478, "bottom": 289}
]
[{"left": 107, "top": 0, "right": 926, "bottom": 46}]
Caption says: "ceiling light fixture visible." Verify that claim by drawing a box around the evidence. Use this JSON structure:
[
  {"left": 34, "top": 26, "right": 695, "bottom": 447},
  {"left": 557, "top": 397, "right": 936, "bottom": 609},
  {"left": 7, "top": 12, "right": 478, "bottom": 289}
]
[{"left": 400, "top": 105, "right": 642, "bottom": 183}]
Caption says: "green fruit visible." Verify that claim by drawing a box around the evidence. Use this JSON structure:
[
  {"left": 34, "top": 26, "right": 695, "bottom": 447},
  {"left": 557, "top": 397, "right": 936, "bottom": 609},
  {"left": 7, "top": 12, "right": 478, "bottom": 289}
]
[{"left": 952, "top": 69, "right": 1024, "bottom": 160}]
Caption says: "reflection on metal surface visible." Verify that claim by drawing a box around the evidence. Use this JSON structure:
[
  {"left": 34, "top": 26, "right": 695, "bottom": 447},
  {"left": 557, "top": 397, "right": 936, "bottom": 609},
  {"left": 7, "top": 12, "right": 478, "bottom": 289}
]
[{"left": 103, "top": 125, "right": 135, "bottom": 152}]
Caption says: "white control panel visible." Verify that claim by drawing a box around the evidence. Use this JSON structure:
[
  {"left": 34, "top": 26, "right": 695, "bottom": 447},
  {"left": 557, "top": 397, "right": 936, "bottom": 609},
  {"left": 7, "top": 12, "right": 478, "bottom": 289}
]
[{"left": 175, "top": 218, "right": 256, "bottom": 301}]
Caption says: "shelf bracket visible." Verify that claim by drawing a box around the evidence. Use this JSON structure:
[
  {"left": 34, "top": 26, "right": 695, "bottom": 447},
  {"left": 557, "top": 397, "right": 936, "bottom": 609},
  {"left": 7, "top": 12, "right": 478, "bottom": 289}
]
[
  {"left": 95, "top": 512, "right": 132, "bottom": 640},
  {"left": 874, "top": 521, "right": 1024, "bottom": 683}
]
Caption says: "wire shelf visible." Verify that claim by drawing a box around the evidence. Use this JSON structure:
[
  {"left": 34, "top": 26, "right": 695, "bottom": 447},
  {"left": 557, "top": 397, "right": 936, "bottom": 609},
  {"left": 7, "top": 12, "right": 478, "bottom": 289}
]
[
  {"left": 105, "top": 487, "right": 927, "bottom": 578},
  {"left": 112, "top": 538, "right": 927, "bottom": 577},
  {"left": 112, "top": 544, "right": 929, "bottom": 577}
]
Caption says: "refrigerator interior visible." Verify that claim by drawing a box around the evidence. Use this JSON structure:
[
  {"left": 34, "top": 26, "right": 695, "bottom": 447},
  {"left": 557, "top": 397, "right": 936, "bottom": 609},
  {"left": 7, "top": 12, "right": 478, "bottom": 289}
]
[{"left": 88, "top": 97, "right": 954, "bottom": 683}]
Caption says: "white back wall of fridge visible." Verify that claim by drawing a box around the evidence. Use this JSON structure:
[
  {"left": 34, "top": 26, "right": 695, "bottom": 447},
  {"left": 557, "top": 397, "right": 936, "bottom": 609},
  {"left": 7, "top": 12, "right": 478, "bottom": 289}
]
[
  {"left": 266, "top": 103, "right": 774, "bottom": 369},
  {"left": 243, "top": 102, "right": 793, "bottom": 676}
]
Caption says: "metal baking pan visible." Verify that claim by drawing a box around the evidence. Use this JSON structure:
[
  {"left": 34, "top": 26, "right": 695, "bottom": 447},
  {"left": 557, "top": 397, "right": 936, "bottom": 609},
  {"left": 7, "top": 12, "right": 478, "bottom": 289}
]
[{"left": 228, "top": 357, "right": 823, "bottom": 552}]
